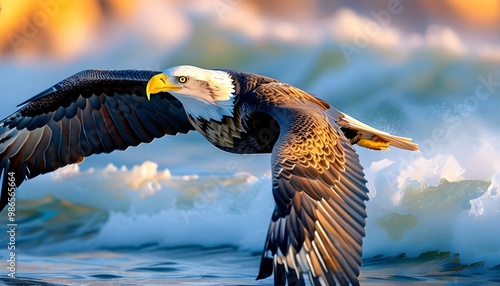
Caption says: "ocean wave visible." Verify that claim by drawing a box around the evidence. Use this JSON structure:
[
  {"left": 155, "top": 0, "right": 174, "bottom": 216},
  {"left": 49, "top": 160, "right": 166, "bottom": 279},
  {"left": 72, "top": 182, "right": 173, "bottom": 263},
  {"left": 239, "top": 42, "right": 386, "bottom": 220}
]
[{"left": 8, "top": 151, "right": 500, "bottom": 267}]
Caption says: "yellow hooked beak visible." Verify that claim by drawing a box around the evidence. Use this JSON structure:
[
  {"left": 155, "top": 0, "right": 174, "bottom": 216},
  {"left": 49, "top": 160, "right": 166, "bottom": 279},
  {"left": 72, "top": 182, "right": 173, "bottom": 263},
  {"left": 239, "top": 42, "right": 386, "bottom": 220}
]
[{"left": 146, "top": 74, "right": 182, "bottom": 100}]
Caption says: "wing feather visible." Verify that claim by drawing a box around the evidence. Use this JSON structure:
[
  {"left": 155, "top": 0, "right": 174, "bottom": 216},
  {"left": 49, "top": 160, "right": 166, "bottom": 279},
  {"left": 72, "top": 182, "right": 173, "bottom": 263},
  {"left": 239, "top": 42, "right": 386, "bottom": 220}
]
[
  {"left": 88, "top": 94, "right": 101, "bottom": 110},
  {"left": 258, "top": 109, "right": 368, "bottom": 286},
  {"left": 103, "top": 96, "right": 141, "bottom": 147},
  {"left": 35, "top": 126, "right": 53, "bottom": 172},
  {"left": 91, "top": 109, "right": 114, "bottom": 153},
  {"left": 53, "top": 106, "right": 66, "bottom": 122}
]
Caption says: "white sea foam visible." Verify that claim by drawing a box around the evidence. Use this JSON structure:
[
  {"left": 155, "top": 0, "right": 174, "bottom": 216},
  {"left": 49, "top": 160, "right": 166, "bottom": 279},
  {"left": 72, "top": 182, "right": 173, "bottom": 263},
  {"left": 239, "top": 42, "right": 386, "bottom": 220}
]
[
  {"left": 361, "top": 127, "right": 500, "bottom": 266},
  {"left": 17, "top": 134, "right": 500, "bottom": 266}
]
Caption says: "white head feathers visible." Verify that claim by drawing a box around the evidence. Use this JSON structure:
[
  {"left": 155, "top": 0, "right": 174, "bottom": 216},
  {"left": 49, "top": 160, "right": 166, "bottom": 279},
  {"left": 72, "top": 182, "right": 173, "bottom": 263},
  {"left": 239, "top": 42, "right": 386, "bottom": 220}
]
[{"left": 163, "top": 65, "right": 236, "bottom": 121}]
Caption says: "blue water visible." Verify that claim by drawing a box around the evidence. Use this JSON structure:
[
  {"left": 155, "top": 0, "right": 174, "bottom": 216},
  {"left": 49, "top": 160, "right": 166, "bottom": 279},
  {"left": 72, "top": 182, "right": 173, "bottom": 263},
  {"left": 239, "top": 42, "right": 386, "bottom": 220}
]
[
  {"left": 1, "top": 249, "right": 500, "bottom": 285},
  {"left": 1, "top": 5, "right": 500, "bottom": 285}
]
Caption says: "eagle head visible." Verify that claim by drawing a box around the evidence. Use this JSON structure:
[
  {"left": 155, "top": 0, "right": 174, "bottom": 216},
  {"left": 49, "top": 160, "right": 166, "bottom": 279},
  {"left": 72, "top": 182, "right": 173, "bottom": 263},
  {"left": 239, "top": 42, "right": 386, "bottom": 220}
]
[{"left": 146, "top": 65, "right": 235, "bottom": 121}]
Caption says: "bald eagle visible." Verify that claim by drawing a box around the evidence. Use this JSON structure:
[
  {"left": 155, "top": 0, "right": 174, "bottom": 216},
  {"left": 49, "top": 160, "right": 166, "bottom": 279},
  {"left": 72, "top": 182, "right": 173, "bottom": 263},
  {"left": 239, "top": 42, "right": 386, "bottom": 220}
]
[{"left": 0, "top": 66, "right": 418, "bottom": 285}]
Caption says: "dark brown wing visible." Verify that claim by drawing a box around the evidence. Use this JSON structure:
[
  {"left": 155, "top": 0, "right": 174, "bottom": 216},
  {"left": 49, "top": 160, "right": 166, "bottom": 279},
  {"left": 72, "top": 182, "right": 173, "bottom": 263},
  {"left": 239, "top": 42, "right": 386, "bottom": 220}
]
[
  {"left": 0, "top": 70, "right": 194, "bottom": 210},
  {"left": 257, "top": 109, "right": 369, "bottom": 286}
]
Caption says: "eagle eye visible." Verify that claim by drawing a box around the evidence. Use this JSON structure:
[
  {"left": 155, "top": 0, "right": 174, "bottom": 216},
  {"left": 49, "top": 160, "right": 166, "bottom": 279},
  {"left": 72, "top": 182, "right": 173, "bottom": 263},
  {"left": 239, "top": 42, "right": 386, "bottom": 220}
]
[{"left": 178, "top": 76, "right": 188, "bottom": 83}]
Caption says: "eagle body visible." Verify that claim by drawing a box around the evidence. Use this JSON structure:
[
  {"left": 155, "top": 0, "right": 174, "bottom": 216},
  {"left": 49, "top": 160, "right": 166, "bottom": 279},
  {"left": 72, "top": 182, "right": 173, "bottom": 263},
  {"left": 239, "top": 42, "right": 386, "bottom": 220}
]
[
  {"left": 0, "top": 66, "right": 418, "bottom": 285},
  {"left": 188, "top": 69, "right": 330, "bottom": 155}
]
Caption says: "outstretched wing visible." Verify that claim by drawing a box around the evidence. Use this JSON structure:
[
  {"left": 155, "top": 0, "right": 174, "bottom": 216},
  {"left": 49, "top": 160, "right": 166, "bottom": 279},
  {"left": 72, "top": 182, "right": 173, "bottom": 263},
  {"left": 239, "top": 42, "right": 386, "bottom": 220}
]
[
  {"left": 0, "top": 70, "right": 194, "bottom": 210},
  {"left": 257, "top": 110, "right": 369, "bottom": 286}
]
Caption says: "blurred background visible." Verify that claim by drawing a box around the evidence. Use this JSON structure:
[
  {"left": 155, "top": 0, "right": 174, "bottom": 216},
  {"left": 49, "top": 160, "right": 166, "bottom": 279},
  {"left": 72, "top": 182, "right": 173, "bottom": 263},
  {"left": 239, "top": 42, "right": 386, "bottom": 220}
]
[
  {"left": 0, "top": 0, "right": 499, "bottom": 284},
  {"left": 1, "top": 0, "right": 499, "bottom": 172},
  {"left": 1, "top": 1, "right": 500, "bottom": 59}
]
